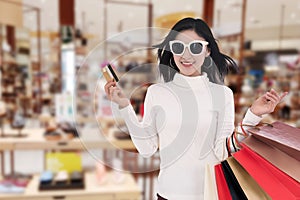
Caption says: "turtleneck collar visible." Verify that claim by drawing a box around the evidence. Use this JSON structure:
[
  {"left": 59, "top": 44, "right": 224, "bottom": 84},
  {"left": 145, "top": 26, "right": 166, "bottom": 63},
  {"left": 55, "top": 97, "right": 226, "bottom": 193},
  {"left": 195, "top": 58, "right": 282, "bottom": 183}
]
[{"left": 172, "top": 72, "right": 209, "bottom": 89}]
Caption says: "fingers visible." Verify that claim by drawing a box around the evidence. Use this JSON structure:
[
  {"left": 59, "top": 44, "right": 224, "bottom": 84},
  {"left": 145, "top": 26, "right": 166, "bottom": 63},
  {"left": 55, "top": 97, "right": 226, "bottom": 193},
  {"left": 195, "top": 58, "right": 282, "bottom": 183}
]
[
  {"left": 266, "top": 92, "right": 278, "bottom": 103},
  {"left": 109, "top": 86, "right": 119, "bottom": 100},
  {"left": 111, "top": 87, "right": 127, "bottom": 105},
  {"left": 266, "top": 89, "right": 288, "bottom": 104},
  {"left": 106, "top": 82, "right": 125, "bottom": 102},
  {"left": 110, "top": 86, "right": 119, "bottom": 97},
  {"left": 270, "top": 89, "right": 280, "bottom": 99},
  {"left": 104, "top": 80, "right": 117, "bottom": 98},
  {"left": 279, "top": 91, "right": 289, "bottom": 102}
]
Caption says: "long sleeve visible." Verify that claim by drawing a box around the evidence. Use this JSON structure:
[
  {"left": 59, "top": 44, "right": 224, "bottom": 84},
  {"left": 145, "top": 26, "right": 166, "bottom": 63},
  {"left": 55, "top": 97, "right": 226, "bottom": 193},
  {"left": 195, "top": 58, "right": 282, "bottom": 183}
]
[
  {"left": 227, "top": 108, "right": 262, "bottom": 154},
  {"left": 208, "top": 86, "right": 263, "bottom": 160},
  {"left": 119, "top": 85, "right": 159, "bottom": 158},
  {"left": 241, "top": 108, "right": 262, "bottom": 126},
  {"left": 213, "top": 87, "right": 235, "bottom": 161}
]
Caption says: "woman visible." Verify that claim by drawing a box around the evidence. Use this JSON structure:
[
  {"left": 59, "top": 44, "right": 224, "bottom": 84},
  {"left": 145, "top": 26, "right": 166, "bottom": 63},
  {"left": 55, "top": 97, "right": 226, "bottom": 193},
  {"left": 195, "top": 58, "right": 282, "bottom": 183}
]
[{"left": 104, "top": 18, "right": 287, "bottom": 200}]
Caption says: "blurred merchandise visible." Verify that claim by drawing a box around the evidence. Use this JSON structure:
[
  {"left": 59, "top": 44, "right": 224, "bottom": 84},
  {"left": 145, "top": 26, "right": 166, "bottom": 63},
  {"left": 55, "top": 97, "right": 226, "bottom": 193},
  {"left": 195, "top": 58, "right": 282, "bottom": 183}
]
[
  {"left": 46, "top": 152, "right": 82, "bottom": 173},
  {"left": 39, "top": 170, "right": 84, "bottom": 191},
  {"left": 0, "top": 173, "right": 31, "bottom": 194},
  {"left": 112, "top": 158, "right": 125, "bottom": 184},
  {"left": 55, "top": 93, "right": 74, "bottom": 123},
  {"left": 95, "top": 162, "right": 108, "bottom": 185}
]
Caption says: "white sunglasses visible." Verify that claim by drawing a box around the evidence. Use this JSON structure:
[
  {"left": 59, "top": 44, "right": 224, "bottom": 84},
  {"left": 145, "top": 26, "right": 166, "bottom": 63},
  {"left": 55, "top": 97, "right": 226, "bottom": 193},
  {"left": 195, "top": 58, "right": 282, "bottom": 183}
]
[{"left": 169, "top": 40, "right": 209, "bottom": 56}]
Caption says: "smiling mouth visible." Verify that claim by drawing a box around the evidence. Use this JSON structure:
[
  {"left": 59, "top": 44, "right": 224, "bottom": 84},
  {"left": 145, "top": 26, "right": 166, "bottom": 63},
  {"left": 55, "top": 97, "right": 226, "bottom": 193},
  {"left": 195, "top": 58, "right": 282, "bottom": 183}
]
[{"left": 181, "top": 61, "right": 194, "bottom": 67}]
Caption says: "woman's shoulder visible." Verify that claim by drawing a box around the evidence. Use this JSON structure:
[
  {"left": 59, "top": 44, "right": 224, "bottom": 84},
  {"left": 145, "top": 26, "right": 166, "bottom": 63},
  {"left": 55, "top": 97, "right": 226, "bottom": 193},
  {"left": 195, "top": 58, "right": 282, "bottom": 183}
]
[
  {"left": 147, "top": 82, "right": 169, "bottom": 92},
  {"left": 146, "top": 83, "right": 175, "bottom": 98},
  {"left": 208, "top": 82, "right": 233, "bottom": 97}
]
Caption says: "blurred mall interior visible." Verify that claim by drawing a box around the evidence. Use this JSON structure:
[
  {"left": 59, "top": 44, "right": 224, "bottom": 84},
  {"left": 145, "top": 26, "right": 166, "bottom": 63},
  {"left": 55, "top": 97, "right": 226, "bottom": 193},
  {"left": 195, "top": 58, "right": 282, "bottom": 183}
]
[{"left": 0, "top": 0, "right": 299, "bottom": 199}]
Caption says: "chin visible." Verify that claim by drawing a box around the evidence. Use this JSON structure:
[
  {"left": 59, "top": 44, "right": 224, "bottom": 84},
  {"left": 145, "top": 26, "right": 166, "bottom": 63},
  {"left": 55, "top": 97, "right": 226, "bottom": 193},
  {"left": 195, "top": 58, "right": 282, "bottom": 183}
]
[
  {"left": 181, "top": 70, "right": 199, "bottom": 76},
  {"left": 180, "top": 67, "right": 200, "bottom": 76}
]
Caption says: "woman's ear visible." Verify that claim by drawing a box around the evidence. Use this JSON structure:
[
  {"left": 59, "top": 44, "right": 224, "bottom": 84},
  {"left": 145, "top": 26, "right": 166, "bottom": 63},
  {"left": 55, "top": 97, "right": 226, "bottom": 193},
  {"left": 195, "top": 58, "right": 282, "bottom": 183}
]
[{"left": 205, "top": 48, "right": 211, "bottom": 57}]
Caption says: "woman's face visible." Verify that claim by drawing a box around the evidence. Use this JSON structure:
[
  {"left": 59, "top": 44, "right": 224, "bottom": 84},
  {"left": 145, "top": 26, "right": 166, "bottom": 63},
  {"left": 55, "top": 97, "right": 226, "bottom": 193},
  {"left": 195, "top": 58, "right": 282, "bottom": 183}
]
[{"left": 171, "top": 30, "right": 210, "bottom": 77}]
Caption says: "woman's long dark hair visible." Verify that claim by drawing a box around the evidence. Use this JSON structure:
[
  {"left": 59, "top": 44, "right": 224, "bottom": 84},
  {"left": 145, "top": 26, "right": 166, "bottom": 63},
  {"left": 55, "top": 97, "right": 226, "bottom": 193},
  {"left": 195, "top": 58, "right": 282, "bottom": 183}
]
[{"left": 153, "top": 17, "right": 238, "bottom": 83}]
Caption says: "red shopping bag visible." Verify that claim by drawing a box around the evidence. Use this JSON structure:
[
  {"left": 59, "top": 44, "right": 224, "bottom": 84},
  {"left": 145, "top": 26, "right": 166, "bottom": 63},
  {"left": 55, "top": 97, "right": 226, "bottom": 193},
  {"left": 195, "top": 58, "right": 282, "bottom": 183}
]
[
  {"left": 243, "top": 136, "right": 300, "bottom": 182},
  {"left": 214, "top": 164, "right": 232, "bottom": 200},
  {"left": 233, "top": 143, "right": 300, "bottom": 200}
]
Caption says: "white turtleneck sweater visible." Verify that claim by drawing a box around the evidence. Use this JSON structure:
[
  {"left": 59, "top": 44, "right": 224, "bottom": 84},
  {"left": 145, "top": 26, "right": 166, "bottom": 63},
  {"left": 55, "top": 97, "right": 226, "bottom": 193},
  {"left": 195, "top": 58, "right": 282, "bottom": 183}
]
[{"left": 118, "top": 72, "right": 261, "bottom": 200}]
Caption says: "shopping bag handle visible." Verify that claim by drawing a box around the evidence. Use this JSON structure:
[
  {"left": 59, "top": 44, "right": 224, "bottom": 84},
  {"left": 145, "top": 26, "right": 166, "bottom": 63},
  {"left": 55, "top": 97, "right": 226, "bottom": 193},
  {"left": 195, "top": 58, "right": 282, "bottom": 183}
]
[
  {"left": 240, "top": 122, "right": 273, "bottom": 137},
  {"left": 226, "top": 122, "right": 274, "bottom": 156}
]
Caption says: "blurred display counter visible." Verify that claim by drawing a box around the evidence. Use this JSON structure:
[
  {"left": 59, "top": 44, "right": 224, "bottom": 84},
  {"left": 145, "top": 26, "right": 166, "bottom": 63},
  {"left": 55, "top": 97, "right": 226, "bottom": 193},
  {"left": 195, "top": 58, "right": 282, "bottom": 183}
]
[
  {"left": 0, "top": 128, "right": 136, "bottom": 175},
  {"left": 0, "top": 171, "right": 141, "bottom": 200},
  {"left": 0, "top": 128, "right": 135, "bottom": 151}
]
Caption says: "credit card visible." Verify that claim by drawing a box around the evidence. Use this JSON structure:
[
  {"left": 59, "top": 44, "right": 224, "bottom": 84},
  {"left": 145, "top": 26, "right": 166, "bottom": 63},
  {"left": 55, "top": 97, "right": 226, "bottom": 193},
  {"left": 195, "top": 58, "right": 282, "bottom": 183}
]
[{"left": 102, "top": 64, "right": 119, "bottom": 82}]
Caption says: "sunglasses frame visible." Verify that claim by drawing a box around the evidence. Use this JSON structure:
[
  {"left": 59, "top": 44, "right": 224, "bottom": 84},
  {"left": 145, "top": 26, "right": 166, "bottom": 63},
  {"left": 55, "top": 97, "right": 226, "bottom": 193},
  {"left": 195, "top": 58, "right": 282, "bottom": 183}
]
[{"left": 169, "top": 40, "right": 209, "bottom": 56}]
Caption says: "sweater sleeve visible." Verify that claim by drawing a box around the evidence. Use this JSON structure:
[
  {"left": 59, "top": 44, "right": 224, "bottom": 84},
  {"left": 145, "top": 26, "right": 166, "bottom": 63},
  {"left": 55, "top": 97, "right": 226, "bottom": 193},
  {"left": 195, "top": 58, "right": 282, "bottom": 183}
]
[
  {"left": 213, "top": 87, "right": 235, "bottom": 161},
  {"left": 227, "top": 109, "right": 262, "bottom": 154},
  {"left": 119, "top": 85, "right": 158, "bottom": 158}
]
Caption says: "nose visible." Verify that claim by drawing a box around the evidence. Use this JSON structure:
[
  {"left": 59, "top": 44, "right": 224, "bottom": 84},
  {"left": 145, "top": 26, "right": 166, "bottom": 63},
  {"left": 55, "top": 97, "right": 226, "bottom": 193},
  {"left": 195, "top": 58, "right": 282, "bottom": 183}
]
[{"left": 182, "top": 46, "right": 192, "bottom": 58}]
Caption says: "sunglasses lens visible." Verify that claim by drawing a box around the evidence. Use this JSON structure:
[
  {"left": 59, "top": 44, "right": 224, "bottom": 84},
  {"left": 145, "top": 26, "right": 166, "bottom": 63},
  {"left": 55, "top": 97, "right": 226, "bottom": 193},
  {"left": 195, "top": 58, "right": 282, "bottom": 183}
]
[
  {"left": 190, "top": 42, "right": 203, "bottom": 54},
  {"left": 171, "top": 42, "right": 184, "bottom": 54}
]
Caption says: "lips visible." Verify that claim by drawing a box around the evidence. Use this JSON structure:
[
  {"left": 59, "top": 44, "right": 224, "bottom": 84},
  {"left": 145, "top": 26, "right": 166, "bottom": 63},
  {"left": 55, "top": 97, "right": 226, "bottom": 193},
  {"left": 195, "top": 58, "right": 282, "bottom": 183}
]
[{"left": 181, "top": 61, "right": 194, "bottom": 67}]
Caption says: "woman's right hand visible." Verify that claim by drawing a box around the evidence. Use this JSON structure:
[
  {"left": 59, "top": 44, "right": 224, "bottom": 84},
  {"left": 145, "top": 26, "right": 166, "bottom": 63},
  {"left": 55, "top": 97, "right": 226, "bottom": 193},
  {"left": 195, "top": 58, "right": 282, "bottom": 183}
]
[{"left": 104, "top": 80, "right": 130, "bottom": 109}]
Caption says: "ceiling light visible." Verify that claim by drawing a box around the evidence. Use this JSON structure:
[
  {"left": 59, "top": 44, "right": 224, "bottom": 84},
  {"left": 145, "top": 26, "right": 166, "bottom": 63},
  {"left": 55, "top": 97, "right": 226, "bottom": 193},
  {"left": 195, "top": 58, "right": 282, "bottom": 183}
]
[
  {"left": 127, "top": 13, "right": 134, "bottom": 18},
  {"left": 227, "top": 0, "right": 241, "bottom": 8},
  {"left": 290, "top": 13, "right": 296, "bottom": 19},
  {"left": 249, "top": 17, "right": 260, "bottom": 24},
  {"left": 233, "top": 7, "right": 239, "bottom": 12},
  {"left": 157, "top": 9, "right": 165, "bottom": 15},
  {"left": 185, "top": 5, "right": 192, "bottom": 11}
]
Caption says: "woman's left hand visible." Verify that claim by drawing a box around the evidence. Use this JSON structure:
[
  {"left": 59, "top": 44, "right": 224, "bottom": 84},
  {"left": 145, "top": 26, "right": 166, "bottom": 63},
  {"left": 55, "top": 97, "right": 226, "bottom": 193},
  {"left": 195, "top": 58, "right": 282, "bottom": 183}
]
[{"left": 250, "top": 89, "right": 288, "bottom": 117}]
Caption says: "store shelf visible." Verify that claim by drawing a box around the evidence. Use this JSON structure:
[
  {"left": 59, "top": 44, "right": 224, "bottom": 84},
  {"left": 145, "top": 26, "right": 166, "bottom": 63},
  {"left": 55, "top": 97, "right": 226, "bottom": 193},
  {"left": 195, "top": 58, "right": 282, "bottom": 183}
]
[
  {"left": 0, "top": 128, "right": 136, "bottom": 151},
  {"left": 0, "top": 172, "right": 141, "bottom": 200}
]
